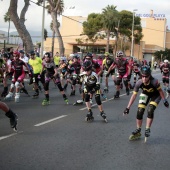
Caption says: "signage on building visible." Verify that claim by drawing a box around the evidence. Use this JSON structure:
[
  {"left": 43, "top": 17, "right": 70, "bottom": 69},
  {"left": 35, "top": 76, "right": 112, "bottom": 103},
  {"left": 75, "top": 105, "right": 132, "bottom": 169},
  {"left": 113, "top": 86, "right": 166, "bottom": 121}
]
[{"left": 136, "top": 13, "right": 166, "bottom": 19}]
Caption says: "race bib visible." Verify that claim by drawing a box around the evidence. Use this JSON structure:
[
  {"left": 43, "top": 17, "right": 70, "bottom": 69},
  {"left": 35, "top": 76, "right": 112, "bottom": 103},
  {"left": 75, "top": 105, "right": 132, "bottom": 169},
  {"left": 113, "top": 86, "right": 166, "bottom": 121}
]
[{"left": 139, "top": 93, "right": 148, "bottom": 104}]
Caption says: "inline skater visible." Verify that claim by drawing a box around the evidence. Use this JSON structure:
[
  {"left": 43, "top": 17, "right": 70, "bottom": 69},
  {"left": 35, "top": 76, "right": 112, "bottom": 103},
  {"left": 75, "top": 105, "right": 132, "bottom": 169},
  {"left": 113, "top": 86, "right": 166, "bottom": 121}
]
[
  {"left": 160, "top": 59, "right": 170, "bottom": 92},
  {"left": 102, "top": 52, "right": 115, "bottom": 93},
  {"left": 123, "top": 65, "right": 169, "bottom": 142},
  {"left": 28, "top": 50, "right": 44, "bottom": 98},
  {"left": 68, "top": 54, "right": 81, "bottom": 96},
  {"left": 41, "top": 52, "right": 69, "bottom": 105},
  {"left": 5, "top": 51, "right": 30, "bottom": 102},
  {"left": 81, "top": 60, "right": 107, "bottom": 122},
  {"left": 132, "top": 60, "right": 141, "bottom": 88},
  {"left": 106, "top": 51, "right": 131, "bottom": 98}
]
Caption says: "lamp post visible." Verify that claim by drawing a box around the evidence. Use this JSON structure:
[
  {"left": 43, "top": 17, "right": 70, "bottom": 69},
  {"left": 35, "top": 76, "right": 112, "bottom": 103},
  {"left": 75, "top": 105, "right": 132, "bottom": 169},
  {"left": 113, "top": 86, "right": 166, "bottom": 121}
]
[
  {"left": 130, "top": 9, "right": 138, "bottom": 57},
  {"left": 40, "top": 0, "right": 45, "bottom": 58}
]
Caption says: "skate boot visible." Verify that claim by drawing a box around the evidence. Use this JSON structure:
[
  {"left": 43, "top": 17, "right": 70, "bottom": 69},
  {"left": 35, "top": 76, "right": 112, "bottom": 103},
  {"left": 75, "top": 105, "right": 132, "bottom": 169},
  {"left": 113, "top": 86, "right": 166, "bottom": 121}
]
[
  {"left": 5, "top": 109, "right": 18, "bottom": 132},
  {"left": 32, "top": 92, "right": 39, "bottom": 99},
  {"left": 100, "top": 111, "right": 107, "bottom": 122},
  {"left": 126, "top": 88, "right": 130, "bottom": 95},
  {"left": 103, "top": 87, "right": 109, "bottom": 93},
  {"left": 101, "top": 93, "right": 107, "bottom": 100},
  {"left": 20, "top": 87, "right": 30, "bottom": 96},
  {"left": 4, "top": 92, "right": 13, "bottom": 101},
  {"left": 1, "top": 87, "right": 8, "bottom": 97},
  {"left": 144, "top": 128, "right": 150, "bottom": 143},
  {"left": 15, "top": 93, "right": 20, "bottom": 103},
  {"left": 85, "top": 109, "right": 94, "bottom": 122},
  {"left": 114, "top": 91, "right": 120, "bottom": 99},
  {"left": 129, "top": 128, "right": 141, "bottom": 141},
  {"left": 64, "top": 97, "right": 69, "bottom": 104},
  {"left": 73, "top": 99, "right": 84, "bottom": 105},
  {"left": 70, "top": 90, "right": 75, "bottom": 96},
  {"left": 42, "top": 99, "right": 50, "bottom": 106}
]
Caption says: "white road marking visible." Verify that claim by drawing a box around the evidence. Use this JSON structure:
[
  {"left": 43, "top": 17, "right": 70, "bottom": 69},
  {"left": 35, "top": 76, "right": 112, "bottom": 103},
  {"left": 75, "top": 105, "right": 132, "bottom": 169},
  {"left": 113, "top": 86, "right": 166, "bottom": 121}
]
[
  {"left": 0, "top": 131, "right": 23, "bottom": 141},
  {"left": 34, "top": 115, "right": 67, "bottom": 127},
  {"left": 79, "top": 93, "right": 130, "bottom": 111}
]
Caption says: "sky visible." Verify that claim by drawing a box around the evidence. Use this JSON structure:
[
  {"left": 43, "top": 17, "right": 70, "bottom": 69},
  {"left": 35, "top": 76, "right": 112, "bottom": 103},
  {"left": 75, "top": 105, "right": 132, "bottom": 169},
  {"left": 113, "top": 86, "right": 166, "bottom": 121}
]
[{"left": 0, "top": 0, "right": 170, "bottom": 33}]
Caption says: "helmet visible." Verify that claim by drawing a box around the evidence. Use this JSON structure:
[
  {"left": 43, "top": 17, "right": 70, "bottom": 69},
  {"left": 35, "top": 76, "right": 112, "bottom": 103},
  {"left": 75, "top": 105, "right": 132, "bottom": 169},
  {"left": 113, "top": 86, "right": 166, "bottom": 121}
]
[
  {"left": 73, "top": 54, "right": 79, "bottom": 59},
  {"left": 69, "top": 54, "right": 74, "bottom": 57},
  {"left": 60, "top": 57, "right": 66, "bottom": 61},
  {"left": 2, "top": 53, "right": 9, "bottom": 59},
  {"left": 13, "top": 51, "right": 20, "bottom": 57},
  {"left": 104, "top": 52, "right": 110, "bottom": 56},
  {"left": 44, "top": 52, "right": 51, "bottom": 58},
  {"left": 29, "top": 50, "right": 35, "bottom": 55},
  {"left": 164, "top": 59, "right": 169, "bottom": 63},
  {"left": 19, "top": 50, "right": 24, "bottom": 54},
  {"left": 86, "top": 52, "right": 93, "bottom": 58},
  {"left": 141, "top": 65, "right": 151, "bottom": 76},
  {"left": 116, "top": 51, "right": 124, "bottom": 57},
  {"left": 83, "top": 60, "right": 92, "bottom": 71}
]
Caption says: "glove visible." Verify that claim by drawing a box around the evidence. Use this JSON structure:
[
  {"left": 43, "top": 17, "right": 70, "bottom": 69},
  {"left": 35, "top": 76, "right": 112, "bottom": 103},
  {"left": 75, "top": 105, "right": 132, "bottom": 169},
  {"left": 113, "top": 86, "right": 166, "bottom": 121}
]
[
  {"left": 163, "top": 99, "right": 169, "bottom": 108},
  {"left": 123, "top": 108, "right": 130, "bottom": 114}
]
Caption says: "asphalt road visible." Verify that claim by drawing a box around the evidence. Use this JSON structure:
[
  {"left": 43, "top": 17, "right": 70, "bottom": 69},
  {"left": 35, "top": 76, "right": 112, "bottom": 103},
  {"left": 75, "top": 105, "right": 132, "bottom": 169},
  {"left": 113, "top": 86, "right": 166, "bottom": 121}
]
[{"left": 0, "top": 69, "right": 170, "bottom": 170}]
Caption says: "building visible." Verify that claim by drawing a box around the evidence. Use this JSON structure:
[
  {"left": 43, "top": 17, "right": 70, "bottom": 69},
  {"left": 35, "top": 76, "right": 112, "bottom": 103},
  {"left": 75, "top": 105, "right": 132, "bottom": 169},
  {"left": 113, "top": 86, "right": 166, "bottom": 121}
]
[{"left": 44, "top": 10, "right": 170, "bottom": 61}]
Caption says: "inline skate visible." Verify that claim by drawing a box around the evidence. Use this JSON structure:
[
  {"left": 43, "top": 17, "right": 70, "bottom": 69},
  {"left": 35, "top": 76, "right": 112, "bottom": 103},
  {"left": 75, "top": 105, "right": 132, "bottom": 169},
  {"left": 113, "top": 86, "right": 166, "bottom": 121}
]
[
  {"left": 129, "top": 128, "right": 141, "bottom": 141},
  {"left": 85, "top": 109, "right": 94, "bottom": 122}
]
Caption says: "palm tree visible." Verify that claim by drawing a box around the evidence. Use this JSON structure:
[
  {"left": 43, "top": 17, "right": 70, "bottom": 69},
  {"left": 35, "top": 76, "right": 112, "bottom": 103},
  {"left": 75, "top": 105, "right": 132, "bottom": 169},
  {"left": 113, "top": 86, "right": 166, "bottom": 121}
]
[
  {"left": 37, "top": 0, "right": 65, "bottom": 55},
  {"left": 102, "top": 5, "right": 120, "bottom": 53},
  {"left": 4, "top": 12, "right": 11, "bottom": 44}
]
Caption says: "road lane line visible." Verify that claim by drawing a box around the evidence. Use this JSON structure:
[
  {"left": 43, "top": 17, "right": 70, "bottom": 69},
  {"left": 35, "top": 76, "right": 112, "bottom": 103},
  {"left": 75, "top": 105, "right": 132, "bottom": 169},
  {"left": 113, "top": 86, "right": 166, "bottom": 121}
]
[
  {"left": 34, "top": 115, "right": 67, "bottom": 127},
  {"left": 0, "top": 131, "right": 23, "bottom": 141},
  {"left": 79, "top": 93, "right": 129, "bottom": 111}
]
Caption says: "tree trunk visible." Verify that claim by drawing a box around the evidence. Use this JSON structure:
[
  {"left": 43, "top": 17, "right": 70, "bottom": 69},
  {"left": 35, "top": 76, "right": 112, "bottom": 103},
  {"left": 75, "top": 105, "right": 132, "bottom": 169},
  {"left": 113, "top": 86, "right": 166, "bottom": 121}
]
[
  {"left": 51, "top": 30, "right": 55, "bottom": 57},
  {"left": 8, "top": 0, "right": 33, "bottom": 52},
  {"left": 106, "top": 30, "right": 110, "bottom": 52},
  {"left": 51, "top": 11, "right": 65, "bottom": 55}
]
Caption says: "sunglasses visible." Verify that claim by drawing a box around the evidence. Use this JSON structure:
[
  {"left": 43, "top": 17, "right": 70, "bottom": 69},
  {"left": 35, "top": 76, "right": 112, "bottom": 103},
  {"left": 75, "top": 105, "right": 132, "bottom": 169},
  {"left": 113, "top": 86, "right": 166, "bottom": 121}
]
[{"left": 142, "top": 75, "right": 149, "bottom": 78}]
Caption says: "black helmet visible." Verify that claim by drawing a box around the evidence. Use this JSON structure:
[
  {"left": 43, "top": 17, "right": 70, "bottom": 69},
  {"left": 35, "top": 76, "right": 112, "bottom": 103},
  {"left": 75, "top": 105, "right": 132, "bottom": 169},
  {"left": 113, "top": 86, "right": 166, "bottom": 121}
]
[
  {"left": 86, "top": 52, "right": 93, "bottom": 58},
  {"left": 44, "top": 52, "right": 51, "bottom": 58},
  {"left": 83, "top": 60, "right": 92, "bottom": 71},
  {"left": 2, "top": 53, "right": 9, "bottom": 59},
  {"left": 141, "top": 65, "right": 151, "bottom": 76}
]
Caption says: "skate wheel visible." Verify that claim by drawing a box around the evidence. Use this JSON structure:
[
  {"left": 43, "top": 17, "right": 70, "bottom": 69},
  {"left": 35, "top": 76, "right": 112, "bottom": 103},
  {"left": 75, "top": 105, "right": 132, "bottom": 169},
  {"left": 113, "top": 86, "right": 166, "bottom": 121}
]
[
  {"left": 85, "top": 117, "right": 89, "bottom": 121},
  {"left": 13, "top": 126, "right": 17, "bottom": 132},
  {"left": 104, "top": 119, "right": 108, "bottom": 123}
]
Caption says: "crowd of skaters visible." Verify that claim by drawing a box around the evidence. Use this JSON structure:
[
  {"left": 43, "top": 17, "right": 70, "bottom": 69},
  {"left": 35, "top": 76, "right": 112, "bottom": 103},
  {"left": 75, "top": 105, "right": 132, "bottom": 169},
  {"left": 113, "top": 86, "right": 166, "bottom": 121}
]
[{"left": 0, "top": 46, "right": 170, "bottom": 141}]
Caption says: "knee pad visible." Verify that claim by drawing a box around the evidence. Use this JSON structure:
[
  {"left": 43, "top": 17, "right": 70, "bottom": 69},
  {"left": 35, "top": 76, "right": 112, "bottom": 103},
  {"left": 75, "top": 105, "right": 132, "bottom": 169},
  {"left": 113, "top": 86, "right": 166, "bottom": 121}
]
[
  {"left": 72, "top": 79, "right": 76, "bottom": 85},
  {"left": 95, "top": 94, "right": 102, "bottom": 105},
  {"left": 136, "top": 107, "right": 145, "bottom": 120},
  {"left": 147, "top": 104, "right": 156, "bottom": 119},
  {"left": 15, "top": 81, "right": 20, "bottom": 88},
  {"left": 10, "top": 83, "right": 15, "bottom": 89},
  {"left": 84, "top": 93, "right": 90, "bottom": 102},
  {"left": 45, "top": 77, "right": 50, "bottom": 83},
  {"left": 166, "top": 79, "right": 169, "bottom": 84},
  {"left": 115, "top": 79, "right": 121, "bottom": 85}
]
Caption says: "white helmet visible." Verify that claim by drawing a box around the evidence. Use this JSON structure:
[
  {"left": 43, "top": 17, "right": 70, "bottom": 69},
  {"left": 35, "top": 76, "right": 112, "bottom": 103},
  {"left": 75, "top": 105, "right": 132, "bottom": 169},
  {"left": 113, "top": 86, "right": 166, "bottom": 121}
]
[
  {"left": 164, "top": 59, "right": 169, "bottom": 63},
  {"left": 69, "top": 54, "right": 74, "bottom": 57},
  {"left": 116, "top": 51, "right": 124, "bottom": 57}
]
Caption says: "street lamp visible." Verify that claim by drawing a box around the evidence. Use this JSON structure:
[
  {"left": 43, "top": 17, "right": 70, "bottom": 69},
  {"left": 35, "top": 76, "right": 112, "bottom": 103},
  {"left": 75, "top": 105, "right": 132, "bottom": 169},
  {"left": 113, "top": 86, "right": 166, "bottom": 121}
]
[
  {"left": 40, "top": 0, "right": 45, "bottom": 58},
  {"left": 130, "top": 9, "right": 138, "bottom": 57}
]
